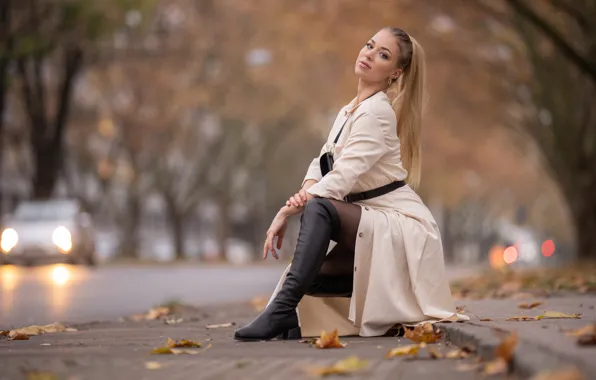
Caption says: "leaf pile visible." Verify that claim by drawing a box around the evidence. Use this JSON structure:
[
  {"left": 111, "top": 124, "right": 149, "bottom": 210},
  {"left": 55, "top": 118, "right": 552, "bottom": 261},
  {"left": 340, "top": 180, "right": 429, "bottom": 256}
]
[
  {"left": 404, "top": 322, "right": 442, "bottom": 344},
  {"left": 450, "top": 264, "right": 596, "bottom": 300}
]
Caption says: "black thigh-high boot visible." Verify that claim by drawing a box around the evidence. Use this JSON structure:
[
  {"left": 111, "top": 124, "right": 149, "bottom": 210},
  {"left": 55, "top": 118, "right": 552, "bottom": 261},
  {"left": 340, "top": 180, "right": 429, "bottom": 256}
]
[{"left": 234, "top": 198, "right": 341, "bottom": 341}]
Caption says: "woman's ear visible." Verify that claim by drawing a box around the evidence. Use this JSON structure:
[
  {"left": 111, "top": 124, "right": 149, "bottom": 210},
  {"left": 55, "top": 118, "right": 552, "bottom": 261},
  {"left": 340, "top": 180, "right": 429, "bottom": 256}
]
[{"left": 392, "top": 68, "right": 403, "bottom": 80}]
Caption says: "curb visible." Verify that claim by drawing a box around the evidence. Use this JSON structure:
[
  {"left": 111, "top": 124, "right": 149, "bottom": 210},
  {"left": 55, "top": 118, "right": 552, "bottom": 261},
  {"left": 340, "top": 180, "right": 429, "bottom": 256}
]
[{"left": 441, "top": 322, "right": 593, "bottom": 378}]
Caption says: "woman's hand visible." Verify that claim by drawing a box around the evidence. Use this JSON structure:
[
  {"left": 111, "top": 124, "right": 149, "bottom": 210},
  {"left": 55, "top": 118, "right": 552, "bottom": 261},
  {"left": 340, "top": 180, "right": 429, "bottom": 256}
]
[
  {"left": 286, "top": 189, "right": 309, "bottom": 208},
  {"left": 263, "top": 210, "right": 289, "bottom": 260}
]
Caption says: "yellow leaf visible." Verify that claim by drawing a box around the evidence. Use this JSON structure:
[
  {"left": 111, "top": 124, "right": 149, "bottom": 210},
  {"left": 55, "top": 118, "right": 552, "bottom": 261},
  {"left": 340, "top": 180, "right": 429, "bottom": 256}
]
[
  {"left": 404, "top": 323, "right": 442, "bottom": 343},
  {"left": 150, "top": 347, "right": 173, "bottom": 355},
  {"left": 308, "top": 356, "right": 368, "bottom": 376},
  {"left": 386, "top": 343, "right": 425, "bottom": 358},
  {"left": 25, "top": 371, "right": 59, "bottom": 380},
  {"left": 315, "top": 329, "right": 346, "bottom": 349},
  {"left": 529, "top": 367, "right": 584, "bottom": 380},
  {"left": 483, "top": 357, "right": 508, "bottom": 376},
  {"left": 518, "top": 301, "right": 543, "bottom": 309},
  {"left": 537, "top": 311, "right": 581, "bottom": 320}
]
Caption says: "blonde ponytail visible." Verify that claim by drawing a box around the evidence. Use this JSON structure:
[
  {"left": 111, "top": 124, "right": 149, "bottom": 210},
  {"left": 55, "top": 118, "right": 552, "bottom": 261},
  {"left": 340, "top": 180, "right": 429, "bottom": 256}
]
[{"left": 387, "top": 30, "right": 426, "bottom": 189}]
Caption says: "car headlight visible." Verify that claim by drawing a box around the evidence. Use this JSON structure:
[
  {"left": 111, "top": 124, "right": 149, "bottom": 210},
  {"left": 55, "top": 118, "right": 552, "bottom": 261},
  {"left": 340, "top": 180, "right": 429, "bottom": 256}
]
[
  {"left": 1, "top": 228, "right": 18, "bottom": 253},
  {"left": 52, "top": 226, "right": 72, "bottom": 253}
]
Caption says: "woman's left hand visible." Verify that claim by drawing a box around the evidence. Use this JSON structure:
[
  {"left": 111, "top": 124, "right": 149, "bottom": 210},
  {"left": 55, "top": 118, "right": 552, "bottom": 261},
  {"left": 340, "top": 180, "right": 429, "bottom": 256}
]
[{"left": 263, "top": 210, "right": 289, "bottom": 259}]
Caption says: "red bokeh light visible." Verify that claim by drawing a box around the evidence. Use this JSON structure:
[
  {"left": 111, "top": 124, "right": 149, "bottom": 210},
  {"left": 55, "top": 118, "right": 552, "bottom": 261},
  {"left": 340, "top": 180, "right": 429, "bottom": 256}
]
[
  {"left": 542, "top": 240, "right": 555, "bottom": 257},
  {"left": 503, "top": 246, "right": 518, "bottom": 264}
]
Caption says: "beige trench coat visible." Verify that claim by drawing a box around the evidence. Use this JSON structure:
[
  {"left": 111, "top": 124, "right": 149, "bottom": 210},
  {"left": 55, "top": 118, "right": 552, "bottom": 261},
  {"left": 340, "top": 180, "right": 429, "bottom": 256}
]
[{"left": 267, "top": 92, "right": 469, "bottom": 337}]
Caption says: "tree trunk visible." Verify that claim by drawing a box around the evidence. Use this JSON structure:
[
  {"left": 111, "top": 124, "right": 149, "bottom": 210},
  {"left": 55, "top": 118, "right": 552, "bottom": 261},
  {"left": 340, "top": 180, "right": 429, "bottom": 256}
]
[
  {"left": 163, "top": 194, "right": 186, "bottom": 260},
  {"left": 216, "top": 195, "right": 230, "bottom": 261},
  {"left": 118, "top": 194, "right": 141, "bottom": 258},
  {"left": 32, "top": 146, "right": 61, "bottom": 199},
  {"left": 569, "top": 181, "right": 596, "bottom": 260}
]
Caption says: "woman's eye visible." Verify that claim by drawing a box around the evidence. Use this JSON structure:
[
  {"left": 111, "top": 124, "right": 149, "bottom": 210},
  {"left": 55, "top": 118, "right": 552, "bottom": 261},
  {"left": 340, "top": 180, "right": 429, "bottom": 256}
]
[
  {"left": 380, "top": 53, "right": 388, "bottom": 60},
  {"left": 366, "top": 42, "right": 373, "bottom": 49}
]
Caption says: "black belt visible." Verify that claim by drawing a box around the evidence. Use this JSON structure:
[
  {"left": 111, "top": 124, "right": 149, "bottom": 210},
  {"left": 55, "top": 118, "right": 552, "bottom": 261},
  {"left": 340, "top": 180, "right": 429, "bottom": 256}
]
[{"left": 344, "top": 180, "right": 406, "bottom": 203}]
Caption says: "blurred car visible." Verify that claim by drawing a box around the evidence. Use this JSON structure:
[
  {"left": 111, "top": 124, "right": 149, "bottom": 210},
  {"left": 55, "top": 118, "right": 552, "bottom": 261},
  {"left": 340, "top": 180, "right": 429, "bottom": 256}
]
[{"left": 1, "top": 199, "right": 96, "bottom": 266}]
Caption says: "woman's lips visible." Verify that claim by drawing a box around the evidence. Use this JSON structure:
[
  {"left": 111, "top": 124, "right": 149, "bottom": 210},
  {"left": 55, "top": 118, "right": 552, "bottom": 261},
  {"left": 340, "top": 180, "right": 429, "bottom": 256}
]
[{"left": 358, "top": 61, "right": 371, "bottom": 69}]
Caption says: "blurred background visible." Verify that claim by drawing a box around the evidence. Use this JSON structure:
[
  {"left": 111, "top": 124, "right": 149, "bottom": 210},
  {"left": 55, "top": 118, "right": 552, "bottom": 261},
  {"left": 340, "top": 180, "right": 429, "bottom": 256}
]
[{"left": 0, "top": 0, "right": 595, "bottom": 324}]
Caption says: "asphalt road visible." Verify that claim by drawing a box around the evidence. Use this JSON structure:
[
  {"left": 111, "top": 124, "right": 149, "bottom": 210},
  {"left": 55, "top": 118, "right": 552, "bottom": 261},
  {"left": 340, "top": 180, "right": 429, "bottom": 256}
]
[
  {"left": 0, "top": 263, "right": 287, "bottom": 328},
  {"left": 0, "top": 263, "right": 482, "bottom": 329}
]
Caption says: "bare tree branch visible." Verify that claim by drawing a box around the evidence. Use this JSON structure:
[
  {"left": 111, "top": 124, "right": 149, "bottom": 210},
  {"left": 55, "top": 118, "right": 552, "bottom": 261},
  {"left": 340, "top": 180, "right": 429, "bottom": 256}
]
[{"left": 506, "top": 0, "right": 596, "bottom": 82}]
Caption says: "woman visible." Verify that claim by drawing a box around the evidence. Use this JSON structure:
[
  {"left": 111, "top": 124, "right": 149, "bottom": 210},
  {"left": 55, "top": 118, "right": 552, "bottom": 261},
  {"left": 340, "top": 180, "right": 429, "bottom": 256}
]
[{"left": 234, "top": 27, "right": 468, "bottom": 341}]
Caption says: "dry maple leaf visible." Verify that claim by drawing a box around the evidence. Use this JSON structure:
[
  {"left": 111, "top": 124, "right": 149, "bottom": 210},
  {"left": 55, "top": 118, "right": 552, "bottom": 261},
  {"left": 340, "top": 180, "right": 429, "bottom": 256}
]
[
  {"left": 404, "top": 323, "right": 442, "bottom": 344},
  {"left": 495, "top": 331, "right": 518, "bottom": 362},
  {"left": 529, "top": 367, "right": 584, "bottom": 380},
  {"left": 386, "top": 343, "right": 426, "bottom": 358},
  {"left": 506, "top": 316, "right": 538, "bottom": 321},
  {"left": 167, "top": 338, "right": 201, "bottom": 348},
  {"left": 308, "top": 356, "right": 368, "bottom": 377},
  {"left": 536, "top": 311, "right": 581, "bottom": 320},
  {"left": 518, "top": 301, "right": 543, "bottom": 309},
  {"left": 315, "top": 329, "right": 345, "bottom": 349}
]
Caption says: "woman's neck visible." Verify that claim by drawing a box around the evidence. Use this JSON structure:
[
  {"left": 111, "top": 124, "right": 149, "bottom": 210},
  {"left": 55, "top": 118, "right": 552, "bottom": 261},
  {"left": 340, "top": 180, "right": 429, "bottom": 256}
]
[{"left": 356, "top": 79, "right": 384, "bottom": 104}]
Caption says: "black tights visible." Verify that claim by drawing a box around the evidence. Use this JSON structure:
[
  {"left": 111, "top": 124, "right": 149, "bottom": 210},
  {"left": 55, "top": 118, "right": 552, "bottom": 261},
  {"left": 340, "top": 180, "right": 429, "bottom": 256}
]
[{"left": 317, "top": 199, "right": 362, "bottom": 276}]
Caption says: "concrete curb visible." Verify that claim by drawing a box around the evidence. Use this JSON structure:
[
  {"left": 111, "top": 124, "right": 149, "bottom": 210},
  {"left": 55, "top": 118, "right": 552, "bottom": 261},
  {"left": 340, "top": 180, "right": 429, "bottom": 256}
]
[{"left": 441, "top": 322, "right": 593, "bottom": 378}]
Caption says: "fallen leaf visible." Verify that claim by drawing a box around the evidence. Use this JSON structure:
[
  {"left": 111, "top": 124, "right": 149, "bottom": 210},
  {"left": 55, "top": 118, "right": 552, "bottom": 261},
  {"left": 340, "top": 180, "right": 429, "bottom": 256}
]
[
  {"left": 495, "top": 332, "right": 518, "bottom": 362},
  {"left": 565, "top": 324, "right": 595, "bottom": 337},
  {"left": 506, "top": 316, "right": 538, "bottom": 321},
  {"left": 299, "top": 337, "right": 317, "bottom": 344},
  {"left": 145, "top": 361, "right": 162, "bottom": 370},
  {"left": 164, "top": 317, "right": 183, "bottom": 325},
  {"left": 386, "top": 343, "right": 426, "bottom": 358},
  {"left": 8, "top": 332, "right": 29, "bottom": 341},
  {"left": 479, "top": 318, "right": 494, "bottom": 322},
  {"left": 24, "top": 371, "right": 59, "bottom": 380},
  {"left": 132, "top": 307, "right": 171, "bottom": 321},
  {"left": 308, "top": 356, "right": 368, "bottom": 376},
  {"left": 235, "top": 360, "right": 251, "bottom": 368},
  {"left": 0, "top": 330, "right": 9, "bottom": 336},
  {"left": 205, "top": 322, "right": 236, "bottom": 329},
  {"left": 518, "top": 301, "right": 543, "bottom": 309},
  {"left": 573, "top": 324, "right": 596, "bottom": 346},
  {"left": 483, "top": 357, "right": 508, "bottom": 376},
  {"left": 150, "top": 347, "right": 174, "bottom": 355},
  {"left": 404, "top": 323, "right": 442, "bottom": 343},
  {"left": 315, "top": 329, "right": 346, "bottom": 349},
  {"left": 456, "top": 305, "right": 466, "bottom": 314},
  {"left": 529, "top": 367, "right": 584, "bottom": 380},
  {"left": 537, "top": 311, "right": 582, "bottom": 320},
  {"left": 445, "top": 348, "right": 471, "bottom": 359},
  {"left": 428, "top": 347, "right": 443, "bottom": 359},
  {"left": 167, "top": 338, "right": 201, "bottom": 348}
]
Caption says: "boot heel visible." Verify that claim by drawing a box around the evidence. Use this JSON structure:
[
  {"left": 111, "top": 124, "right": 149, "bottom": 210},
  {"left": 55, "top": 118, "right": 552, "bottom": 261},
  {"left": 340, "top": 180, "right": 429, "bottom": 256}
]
[{"left": 279, "top": 326, "right": 302, "bottom": 340}]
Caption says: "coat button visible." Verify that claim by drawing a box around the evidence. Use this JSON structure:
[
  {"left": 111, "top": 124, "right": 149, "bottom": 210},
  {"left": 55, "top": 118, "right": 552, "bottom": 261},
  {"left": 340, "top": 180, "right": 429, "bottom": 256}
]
[
  {"left": 364, "top": 206, "right": 369, "bottom": 211},
  {"left": 354, "top": 266, "right": 357, "bottom": 272},
  {"left": 358, "top": 232, "right": 363, "bottom": 238}
]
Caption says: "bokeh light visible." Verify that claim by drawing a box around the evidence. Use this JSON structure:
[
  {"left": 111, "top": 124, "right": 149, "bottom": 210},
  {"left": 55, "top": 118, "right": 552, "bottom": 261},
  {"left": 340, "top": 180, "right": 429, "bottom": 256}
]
[
  {"left": 503, "top": 246, "right": 518, "bottom": 264},
  {"left": 541, "top": 240, "right": 555, "bottom": 257}
]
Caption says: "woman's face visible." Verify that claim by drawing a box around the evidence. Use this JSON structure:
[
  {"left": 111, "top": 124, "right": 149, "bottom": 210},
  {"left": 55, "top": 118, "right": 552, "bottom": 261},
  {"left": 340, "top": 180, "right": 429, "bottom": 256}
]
[{"left": 354, "top": 29, "right": 401, "bottom": 84}]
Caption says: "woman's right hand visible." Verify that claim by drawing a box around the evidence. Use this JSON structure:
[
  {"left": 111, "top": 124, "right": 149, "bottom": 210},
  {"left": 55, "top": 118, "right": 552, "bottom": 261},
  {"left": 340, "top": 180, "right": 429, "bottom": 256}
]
[{"left": 286, "top": 189, "right": 308, "bottom": 208}]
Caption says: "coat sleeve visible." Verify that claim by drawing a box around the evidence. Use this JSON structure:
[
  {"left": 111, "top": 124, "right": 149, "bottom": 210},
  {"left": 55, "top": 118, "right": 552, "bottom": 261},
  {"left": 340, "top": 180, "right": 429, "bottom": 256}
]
[
  {"left": 301, "top": 144, "right": 326, "bottom": 187},
  {"left": 306, "top": 111, "right": 388, "bottom": 200}
]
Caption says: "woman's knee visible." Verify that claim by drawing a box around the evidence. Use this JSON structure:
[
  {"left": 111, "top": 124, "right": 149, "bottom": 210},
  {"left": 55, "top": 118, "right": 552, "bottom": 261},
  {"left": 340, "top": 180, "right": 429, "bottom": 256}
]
[{"left": 304, "top": 197, "right": 339, "bottom": 221}]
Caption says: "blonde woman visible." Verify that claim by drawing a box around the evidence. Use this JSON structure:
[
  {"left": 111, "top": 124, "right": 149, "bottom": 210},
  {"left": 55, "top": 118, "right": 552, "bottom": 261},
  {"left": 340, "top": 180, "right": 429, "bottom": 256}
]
[{"left": 235, "top": 27, "right": 467, "bottom": 341}]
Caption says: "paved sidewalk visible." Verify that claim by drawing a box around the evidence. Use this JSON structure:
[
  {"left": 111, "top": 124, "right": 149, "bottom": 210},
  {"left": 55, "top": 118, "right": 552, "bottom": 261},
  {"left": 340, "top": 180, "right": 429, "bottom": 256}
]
[
  {"left": 445, "top": 295, "right": 596, "bottom": 378},
  {"left": 1, "top": 302, "right": 491, "bottom": 380}
]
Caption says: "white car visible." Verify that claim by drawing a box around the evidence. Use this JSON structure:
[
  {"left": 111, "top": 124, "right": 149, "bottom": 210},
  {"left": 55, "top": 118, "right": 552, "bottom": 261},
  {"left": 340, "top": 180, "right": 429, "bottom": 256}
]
[{"left": 1, "top": 199, "right": 96, "bottom": 266}]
